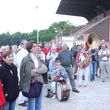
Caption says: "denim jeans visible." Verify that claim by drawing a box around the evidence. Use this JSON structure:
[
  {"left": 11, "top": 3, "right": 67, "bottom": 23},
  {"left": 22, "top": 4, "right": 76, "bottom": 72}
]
[
  {"left": 4, "top": 100, "right": 16, "bottom": 110},
  {"left": 90, "top": 61, "right": 97, "bottom": 81},
  {"left": 27, "top": 86, "right": 43, "bottom": 110}
]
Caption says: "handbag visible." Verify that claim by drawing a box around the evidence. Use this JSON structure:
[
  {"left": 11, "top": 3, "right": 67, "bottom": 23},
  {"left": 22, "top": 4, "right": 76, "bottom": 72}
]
[{"left": 22, "top": 81, "right": 43, "bottom": 98}]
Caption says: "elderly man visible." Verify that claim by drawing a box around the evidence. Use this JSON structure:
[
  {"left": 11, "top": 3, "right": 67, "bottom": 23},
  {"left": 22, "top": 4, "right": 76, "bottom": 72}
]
[
  {"left": 17, "top": 40, "right": 28, "bottom": 106},
  {"left": 98, "top": 43, "right": 110, "bottom": 82},
  {"left": 58, "top": 43, "right": 79, "bottom": 93}
]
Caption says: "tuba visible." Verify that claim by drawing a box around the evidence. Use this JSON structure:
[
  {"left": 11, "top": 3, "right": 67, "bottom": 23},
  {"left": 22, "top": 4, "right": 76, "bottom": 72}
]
[
  {"left": 76, "top": 52, "right": 91, "bottom": 68},
  {"left": 85, "top": 33, "right": 101, "bottom": 49}
]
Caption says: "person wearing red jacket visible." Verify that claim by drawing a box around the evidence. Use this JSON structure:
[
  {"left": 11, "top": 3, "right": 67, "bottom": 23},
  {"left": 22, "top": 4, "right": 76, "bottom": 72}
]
[
  {"left": 0, "top": 80, "right": 6, "bottom": 110},
  {"left": 42, "top": 43, "right": 51, "bottom": 56},
  {"left": 55, "top": 43, "right": 62, "bottom": 53}
]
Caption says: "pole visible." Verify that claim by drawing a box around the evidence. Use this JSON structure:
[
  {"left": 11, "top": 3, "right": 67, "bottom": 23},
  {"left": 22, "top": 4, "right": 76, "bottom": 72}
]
[{"left": 37, "top": 30, "right": 39, "bottom": 43}]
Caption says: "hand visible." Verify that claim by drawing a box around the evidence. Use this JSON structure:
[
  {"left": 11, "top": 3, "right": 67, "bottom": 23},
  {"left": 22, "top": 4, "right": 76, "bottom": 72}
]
[
  {"left": 56, "top": 66, "right": 61, "bottom": 71},
  {"left": 31, "top": 79, "right": 35, "bottom": 83},
  {"left": 0, "top": 106, "right": 4, "bottom": 110},
  {"left": 50, "top": 72, "right": 56, "bottom": 79},
  {"left": 31, "top": 69, "right": 37, "bottom": 73},
  {"left": 77, "top": 62, "right": 81, "bottom": 66},
  {"left": 36, "top": 55, "right": 41, "bottom": 59}
]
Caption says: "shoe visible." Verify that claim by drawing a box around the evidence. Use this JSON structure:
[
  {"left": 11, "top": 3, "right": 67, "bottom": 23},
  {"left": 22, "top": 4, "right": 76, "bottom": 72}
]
[
  {"left": 51, "top": 94, "right": 56, "bottom": 99},
  {"left": 72, "top": 89, "right": 80, "bottom": 93},
  {"left": 78, "top": 85, "right": 82, "bottom": 87},
  {"left": 45, "top": 89, "right": 54, "bottom": 98},
  {"left": 19, "top": 102, "right": 27, "bottom": 107},
  {"left": 83, "top": 85, "right": 87, "bottom": 87}
]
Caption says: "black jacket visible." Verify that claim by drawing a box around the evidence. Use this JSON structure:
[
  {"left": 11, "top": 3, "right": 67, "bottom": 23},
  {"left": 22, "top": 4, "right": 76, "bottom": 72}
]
[{"left": 0, "top": 62, "right": 19, "bottom": 102}]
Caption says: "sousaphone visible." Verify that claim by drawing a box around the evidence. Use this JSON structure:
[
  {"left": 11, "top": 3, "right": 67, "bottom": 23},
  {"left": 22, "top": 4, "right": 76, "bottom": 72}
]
[{"left": 86, "top": 33, "right": 101, "bottom": 49}]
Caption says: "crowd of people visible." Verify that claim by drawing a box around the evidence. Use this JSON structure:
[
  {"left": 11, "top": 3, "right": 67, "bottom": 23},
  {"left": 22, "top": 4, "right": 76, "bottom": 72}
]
[{"left": 0, "top": 39, "right": 110, "bottom": 110}]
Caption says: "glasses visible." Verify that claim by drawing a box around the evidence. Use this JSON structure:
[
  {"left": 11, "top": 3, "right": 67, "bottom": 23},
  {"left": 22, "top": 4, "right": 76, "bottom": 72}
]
[{"left": 32, "top": 46, "right": 37, "bottom": 48}]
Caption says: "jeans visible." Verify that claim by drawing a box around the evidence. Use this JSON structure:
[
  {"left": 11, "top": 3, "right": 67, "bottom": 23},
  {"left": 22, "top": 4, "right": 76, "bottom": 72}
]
[
  {"left": 90, "top": 61, "right": 97, "bottom": 81},
  {"left": 4, "top": 100, "right": 16, "bottom": 110},
  {"left": 27, "top": 86, "right": 43, "bottom": 110}
]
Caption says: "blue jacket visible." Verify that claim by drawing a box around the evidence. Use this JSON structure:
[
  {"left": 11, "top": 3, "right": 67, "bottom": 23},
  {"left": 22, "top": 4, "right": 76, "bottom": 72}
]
[{"left": 48, "top": 66, "right": 68, "bottom": 81}]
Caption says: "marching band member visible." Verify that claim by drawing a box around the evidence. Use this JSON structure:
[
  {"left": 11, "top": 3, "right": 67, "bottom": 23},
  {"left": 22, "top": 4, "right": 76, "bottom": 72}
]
[{"left": 76, "top": 48, "right": 91, "bottom": 87}]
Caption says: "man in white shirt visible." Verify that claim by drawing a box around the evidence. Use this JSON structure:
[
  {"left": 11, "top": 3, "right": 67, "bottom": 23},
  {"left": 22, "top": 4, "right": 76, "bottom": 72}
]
[
  {"left": 17, "top": 40, "right": 28, "bottom": 106},
  {"left": 98, "top": 43, "right": 110, "bottom": 82}
]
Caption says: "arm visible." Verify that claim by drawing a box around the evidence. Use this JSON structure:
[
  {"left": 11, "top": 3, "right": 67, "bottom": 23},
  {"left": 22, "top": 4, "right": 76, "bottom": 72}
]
[
  {"left": 32, "top": 61, "right": 48, "bottom": 75},
  {"left": 48, "top": 68, "right": 56, "bottom": 80},
  {"left": 60, "top": 67, "right": 68, "bottom": 80},
  {"left": 98, "top": 50, "right": 109, "bottom": 58},
  {"left": 46, "top": 52, "right": 52, "bottom": 60}
]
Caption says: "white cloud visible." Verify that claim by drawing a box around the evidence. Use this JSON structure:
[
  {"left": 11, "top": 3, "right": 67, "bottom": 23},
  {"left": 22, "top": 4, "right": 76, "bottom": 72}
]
[{"left": 0, "top": 0, "right": 88, "bottom": 33}]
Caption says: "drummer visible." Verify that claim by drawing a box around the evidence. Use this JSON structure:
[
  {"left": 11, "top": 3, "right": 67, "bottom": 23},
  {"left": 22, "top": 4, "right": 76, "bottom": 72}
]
[{"left": 47, "top": 57, "right": 68, "bottom": 98}]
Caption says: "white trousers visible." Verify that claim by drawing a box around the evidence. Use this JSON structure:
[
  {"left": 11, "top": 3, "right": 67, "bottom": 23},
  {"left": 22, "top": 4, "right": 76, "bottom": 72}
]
[
  {"left": 17, "top": 92, "right": 28, "bottom": 104},
  {"left": 78, "top": 66, "right": 90, "bottom": 86},
  {"left": 50, "top": 82, "right": 56, "bottom": 93},
  {"left": 17, "top": 68, "right": 28, "bottom": 104}
]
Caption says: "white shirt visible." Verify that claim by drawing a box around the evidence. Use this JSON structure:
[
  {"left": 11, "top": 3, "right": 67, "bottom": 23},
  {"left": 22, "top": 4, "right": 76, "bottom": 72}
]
[
  {"left": 98, "top": 49, "right": 110, "bottom": 61},
  {"left": 17, "top": 48, "right": 28, "bottom": 68},
  {"left": 47, "top": 52, "right": 58, "bottom": 70}
]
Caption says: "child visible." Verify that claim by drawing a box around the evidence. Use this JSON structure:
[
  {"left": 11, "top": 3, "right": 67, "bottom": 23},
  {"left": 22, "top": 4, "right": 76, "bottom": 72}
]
[{"left": 46, "top": 57, "right": 68, "bottom": 98}]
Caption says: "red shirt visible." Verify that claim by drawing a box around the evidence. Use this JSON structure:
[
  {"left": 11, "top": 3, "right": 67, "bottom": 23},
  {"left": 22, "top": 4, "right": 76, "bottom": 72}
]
[
  {"left": 42, "top": 48, "right": 51, "bottom": 55},
  {"left": 56, "top": 48, "right": 62, "bottom": 53}
]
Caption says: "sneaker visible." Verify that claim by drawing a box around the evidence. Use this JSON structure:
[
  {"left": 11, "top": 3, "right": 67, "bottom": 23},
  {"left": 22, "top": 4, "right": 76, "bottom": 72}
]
[
  {"left": 83, "top": 85, "right": 87, "bottom": 87},
  {"left": 18, "top": 102, "right": 27, "bottom": 107},
  {"left": 51, "top": 94, "right": 56, "bottom": 99},
  {"left": 72, "top": 89, "right": 80, "bottom": 93},
  {"left": 45, "top": 89, "right": 54, "bottom": 98},
  {"left": 78, "top": 85, "right": 82, "bottom": 87}
]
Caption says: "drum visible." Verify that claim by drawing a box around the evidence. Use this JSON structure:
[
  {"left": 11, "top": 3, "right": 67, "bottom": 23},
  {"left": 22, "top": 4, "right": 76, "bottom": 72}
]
[{"left": 56, "top": 80, "right": 70, "bottom": 101}]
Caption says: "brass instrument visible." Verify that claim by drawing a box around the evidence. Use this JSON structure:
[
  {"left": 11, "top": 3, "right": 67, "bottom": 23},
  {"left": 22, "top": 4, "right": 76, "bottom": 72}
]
[
  {"left": 86, "top": 33, "right": 101, "bottom": 49},
  {"left": 79, "top": 55, "right": 90, "bottom": 68},
  {"left": 76, "top": 52, "right": 91, "bottom": 68}
]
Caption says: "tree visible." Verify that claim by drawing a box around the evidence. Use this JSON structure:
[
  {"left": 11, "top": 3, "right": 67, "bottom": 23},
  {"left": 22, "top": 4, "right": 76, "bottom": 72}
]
[
  {"left": 0, "top": 21, "right": 78, "bottom": 47},
  {"left": 49, "top": 21, "right": 76, "bottom": 33}
]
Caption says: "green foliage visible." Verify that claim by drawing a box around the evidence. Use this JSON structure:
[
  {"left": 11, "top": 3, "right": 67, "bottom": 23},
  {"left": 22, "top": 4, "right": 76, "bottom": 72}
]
[{"left": 0, "top": 21, "right": 78, "bottom": 47}]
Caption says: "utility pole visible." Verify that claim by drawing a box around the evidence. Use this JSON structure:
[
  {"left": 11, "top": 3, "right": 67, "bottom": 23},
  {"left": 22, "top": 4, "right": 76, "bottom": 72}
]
[{"left": 37, "top": 30, "right": 39, "bottom": 43}]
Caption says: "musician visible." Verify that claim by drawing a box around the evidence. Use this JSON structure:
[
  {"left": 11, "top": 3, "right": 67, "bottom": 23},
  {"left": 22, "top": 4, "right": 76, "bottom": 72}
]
[
  {"left": 76, "top": 48, "right": 91, "bottom": 87},
  {"left": 98, "top": 43, "right": 110, "bottom": 82},
  {"left": 47, "top": 58, "right": 68, "bottom": 98}
]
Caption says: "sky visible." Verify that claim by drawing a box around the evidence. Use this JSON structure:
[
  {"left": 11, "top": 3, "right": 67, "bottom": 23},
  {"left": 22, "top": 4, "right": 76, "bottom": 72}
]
[{"left": 0, "top": 0, "right": 88, "bottom": 34}]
